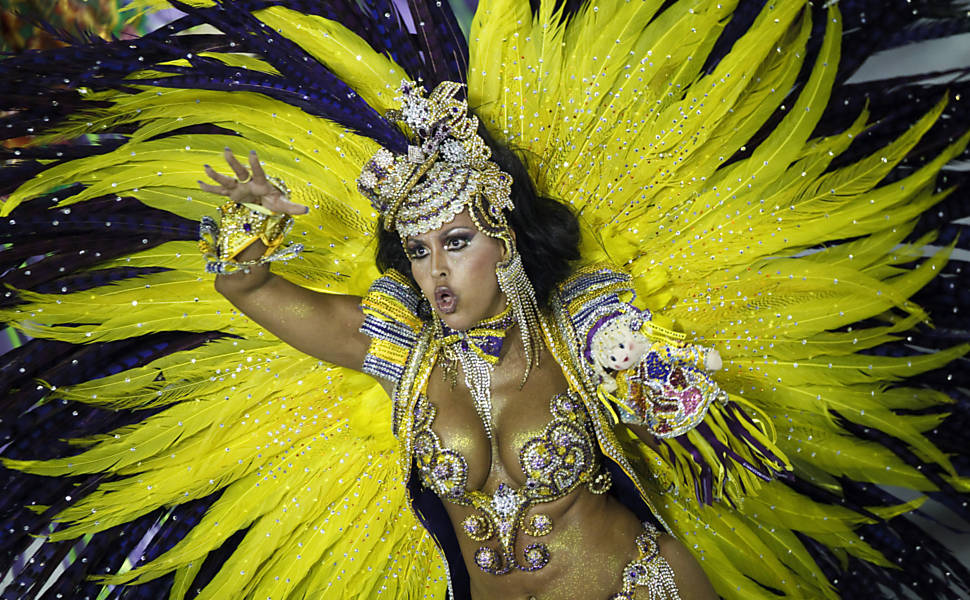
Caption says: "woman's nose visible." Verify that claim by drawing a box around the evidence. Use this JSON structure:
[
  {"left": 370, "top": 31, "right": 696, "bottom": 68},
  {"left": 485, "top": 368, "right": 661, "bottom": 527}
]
[{"left": 429, "top": 247, "right": 448, "bottom": 278}]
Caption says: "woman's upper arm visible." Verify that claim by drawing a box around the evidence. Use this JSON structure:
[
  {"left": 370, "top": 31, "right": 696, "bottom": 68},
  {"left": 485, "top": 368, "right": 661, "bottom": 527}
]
[{"left": 220, "top": 274, "right": 372, "bottom": 371}]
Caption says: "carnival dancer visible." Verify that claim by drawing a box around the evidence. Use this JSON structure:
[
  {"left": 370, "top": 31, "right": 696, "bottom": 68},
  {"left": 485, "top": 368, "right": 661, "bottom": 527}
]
[
  {"left": 201, "top": 79, "right": 729, "bottom": 598},
  {"left": 2, "top": 1, "right": 970, "bottom": 599}
]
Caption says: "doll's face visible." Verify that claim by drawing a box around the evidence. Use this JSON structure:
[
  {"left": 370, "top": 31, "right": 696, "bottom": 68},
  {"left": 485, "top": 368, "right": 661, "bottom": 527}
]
[{"left": 602, "top": 330, "right": 647, "bottom": 371}]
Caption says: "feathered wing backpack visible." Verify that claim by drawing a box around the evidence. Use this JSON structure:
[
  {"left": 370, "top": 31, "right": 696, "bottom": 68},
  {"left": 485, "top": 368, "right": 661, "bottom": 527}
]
[{"left": 2, "top": 1, "right": 970, "bottom": 598}]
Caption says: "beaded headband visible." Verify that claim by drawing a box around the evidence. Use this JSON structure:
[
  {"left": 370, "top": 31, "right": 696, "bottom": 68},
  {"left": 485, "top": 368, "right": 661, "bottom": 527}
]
[{"left": 357, "top": 81, "right": 514, "bottom": 241}]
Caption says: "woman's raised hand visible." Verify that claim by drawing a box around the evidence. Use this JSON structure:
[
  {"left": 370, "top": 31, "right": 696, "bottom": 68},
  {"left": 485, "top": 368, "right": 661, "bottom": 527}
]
[{"left": 200, "top": 148, "right": 308, "bottom": 214}]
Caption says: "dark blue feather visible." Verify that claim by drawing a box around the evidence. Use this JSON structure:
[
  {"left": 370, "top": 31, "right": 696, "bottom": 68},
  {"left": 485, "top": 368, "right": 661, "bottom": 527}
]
[
  {"left": 165, "top": 0, "right": 407, "bottom": 151},
  {"left": 791, "top": 477, "right": 970, "bottom": 598},
  {"left": 406, "top": 0, "right": 469, "bottom": 85}
]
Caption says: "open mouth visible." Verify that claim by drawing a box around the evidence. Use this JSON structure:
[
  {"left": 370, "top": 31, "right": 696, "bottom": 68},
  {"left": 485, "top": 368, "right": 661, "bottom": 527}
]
[{"left": 435, "top": 286, "right": 457, "bottom": 314}]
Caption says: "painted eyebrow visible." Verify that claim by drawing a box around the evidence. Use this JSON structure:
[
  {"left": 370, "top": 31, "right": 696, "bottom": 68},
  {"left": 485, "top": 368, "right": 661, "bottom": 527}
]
[{"left": 439, "top": 226, "right": 475, "bottom": 238}]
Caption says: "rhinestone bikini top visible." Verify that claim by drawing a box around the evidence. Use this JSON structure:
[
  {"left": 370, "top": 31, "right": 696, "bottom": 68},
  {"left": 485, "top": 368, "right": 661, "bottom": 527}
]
[{"left": 412, "top": 390, "right": 612, "bottom": 575}]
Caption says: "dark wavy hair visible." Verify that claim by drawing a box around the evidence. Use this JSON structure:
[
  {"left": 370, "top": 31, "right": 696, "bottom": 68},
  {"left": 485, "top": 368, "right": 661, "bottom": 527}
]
[{"left": 375, "top": 127, "right": 581, "bottom": 310}]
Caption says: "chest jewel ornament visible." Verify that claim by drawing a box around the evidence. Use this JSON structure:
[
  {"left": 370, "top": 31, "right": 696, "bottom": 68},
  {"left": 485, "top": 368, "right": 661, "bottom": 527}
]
[{"left": 412, "top": 391, "right": 612, "bottom": 575}]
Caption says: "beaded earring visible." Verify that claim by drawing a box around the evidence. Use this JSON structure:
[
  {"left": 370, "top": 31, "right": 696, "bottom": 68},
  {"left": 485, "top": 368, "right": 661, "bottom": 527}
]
[{"left": 495, "top": 241, "right": 542, "bottom": 385}]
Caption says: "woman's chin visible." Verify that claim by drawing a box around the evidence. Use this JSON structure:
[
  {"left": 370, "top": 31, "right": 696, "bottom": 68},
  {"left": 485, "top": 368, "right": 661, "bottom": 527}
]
[
  {"left": 437, "top": 306, "right": 489, "bottom": 332},
  {"left": 435, "top": 299, "right": 508, "bottom": 332},
  {"left": 438, "top": 312, "right": 471, "bottom": 331}
]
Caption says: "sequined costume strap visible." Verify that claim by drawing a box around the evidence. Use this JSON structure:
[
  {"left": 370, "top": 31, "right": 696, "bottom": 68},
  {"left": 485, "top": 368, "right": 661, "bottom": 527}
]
[
  {"left": 610, "top": 522, "right": 681, "bottom": 600},
  {"left": 359, "top": 270, "right": 425, "bottom": 385}
]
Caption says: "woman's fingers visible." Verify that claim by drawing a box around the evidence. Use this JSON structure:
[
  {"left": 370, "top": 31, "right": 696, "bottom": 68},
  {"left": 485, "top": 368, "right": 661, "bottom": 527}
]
[
  {"left": 263, "top": 193, "right": 310, "bottom": 215},
  {"left": 248, "top": 150, "right": 268, "bottom": 185},
  {"left": 247, "top": 150, "right": 308, "bottom": 214},
  {"left": 202, "top": 149, "right": 308, "bottom": 214},
  {"left": 198, "top": 180, "right": 229, "bottom": 195},
  {"left": 203, "top": 163, "right": 236, "bottom": 188},
  {"left": 224, "top": 148, "right": 252, "bottom": 182}
]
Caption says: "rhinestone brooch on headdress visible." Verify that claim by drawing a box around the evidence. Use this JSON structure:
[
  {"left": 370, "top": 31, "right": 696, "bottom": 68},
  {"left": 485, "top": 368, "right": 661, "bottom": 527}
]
[{"left": 357, "top": 80, "right": 514, "bottom": 241}]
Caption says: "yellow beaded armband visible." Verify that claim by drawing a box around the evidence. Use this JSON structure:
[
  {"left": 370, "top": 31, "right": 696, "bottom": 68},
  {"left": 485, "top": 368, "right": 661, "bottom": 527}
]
[{"left": 198, "top": 198, "right": 302, "bottom": 275}]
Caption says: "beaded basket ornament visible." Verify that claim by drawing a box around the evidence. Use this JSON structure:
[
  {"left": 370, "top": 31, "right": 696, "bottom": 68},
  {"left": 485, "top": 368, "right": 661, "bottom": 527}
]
[
  {"left": 198, "top": 201, "right": 303, "bottom": 274},
  {"left": 357, "top": 80, "right": 514, "bottom": 241}
]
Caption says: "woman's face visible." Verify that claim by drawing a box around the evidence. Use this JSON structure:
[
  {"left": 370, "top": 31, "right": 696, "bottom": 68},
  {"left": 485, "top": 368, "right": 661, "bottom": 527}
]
[{"left": 405, "top": 209, "right": 507, "bottom": 330}]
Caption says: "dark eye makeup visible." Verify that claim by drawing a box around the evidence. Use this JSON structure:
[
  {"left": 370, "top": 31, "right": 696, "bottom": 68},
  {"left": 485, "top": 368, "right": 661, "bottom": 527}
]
[
  {"left": 405, "top": 242, "right": 428, "bottom": 259},
  {"left": 445, "top": 232, "right": 473, "bottom": 249},
  {"left": 405, "top": 229, "right": 475, "bottom": 260}
]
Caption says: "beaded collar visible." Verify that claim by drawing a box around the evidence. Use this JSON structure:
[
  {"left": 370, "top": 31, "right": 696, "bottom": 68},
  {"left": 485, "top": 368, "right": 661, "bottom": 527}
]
[
  {"left": 434, "top": 303, "right": 515, "bottom": 364},
  {"left": 432, "top": 303, "right": 515, "bottom": 440}
]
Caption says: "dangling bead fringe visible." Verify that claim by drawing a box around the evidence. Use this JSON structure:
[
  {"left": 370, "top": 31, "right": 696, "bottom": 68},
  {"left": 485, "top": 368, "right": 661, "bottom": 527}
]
[
  {"left": 453, "top": 343, "right": 496, "bottom": 439},
  {"left": 496, "top": 249, "right": 542, "bottom": 385},
  {"left": 432, "top": 305, "right": 516, "bottom": 440},
  {"left": 609, "top": 522, "right": 681, "bottom": 600}
]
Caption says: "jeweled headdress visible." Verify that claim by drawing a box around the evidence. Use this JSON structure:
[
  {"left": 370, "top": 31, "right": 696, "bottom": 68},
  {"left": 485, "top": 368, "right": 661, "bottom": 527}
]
[{"left": 357, "top": 80, "right": 514, "bottom": 241}]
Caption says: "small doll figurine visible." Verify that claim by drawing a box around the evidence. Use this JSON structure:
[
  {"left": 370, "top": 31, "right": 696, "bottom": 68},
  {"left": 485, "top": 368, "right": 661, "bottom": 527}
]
[
  {"left": 586, "top": 309, "right": 726, "bottom": 438},
  {"left": 580, "top": 299, "right": 789, "bottom": 505}
]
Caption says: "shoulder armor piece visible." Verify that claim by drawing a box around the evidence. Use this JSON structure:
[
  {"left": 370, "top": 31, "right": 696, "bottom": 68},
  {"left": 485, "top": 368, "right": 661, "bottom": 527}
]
[
  {"left": 359, "top": 270, "right": 425, "bottom": 384},
  {"left": 558, "top": 265, "right": 642, "bottom": 347}
]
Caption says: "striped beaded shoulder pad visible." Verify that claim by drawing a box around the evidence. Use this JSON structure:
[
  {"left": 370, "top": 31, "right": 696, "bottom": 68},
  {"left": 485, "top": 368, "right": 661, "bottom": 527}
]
[
  {"left": 555, "top": 265, "right": 641, "bottom": 379},
  {"left": 358, "top": 269, "right": 426, "bottom": 385},
  {"left": 558, "top": 264, "right": 640, "bottom": 336}
]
